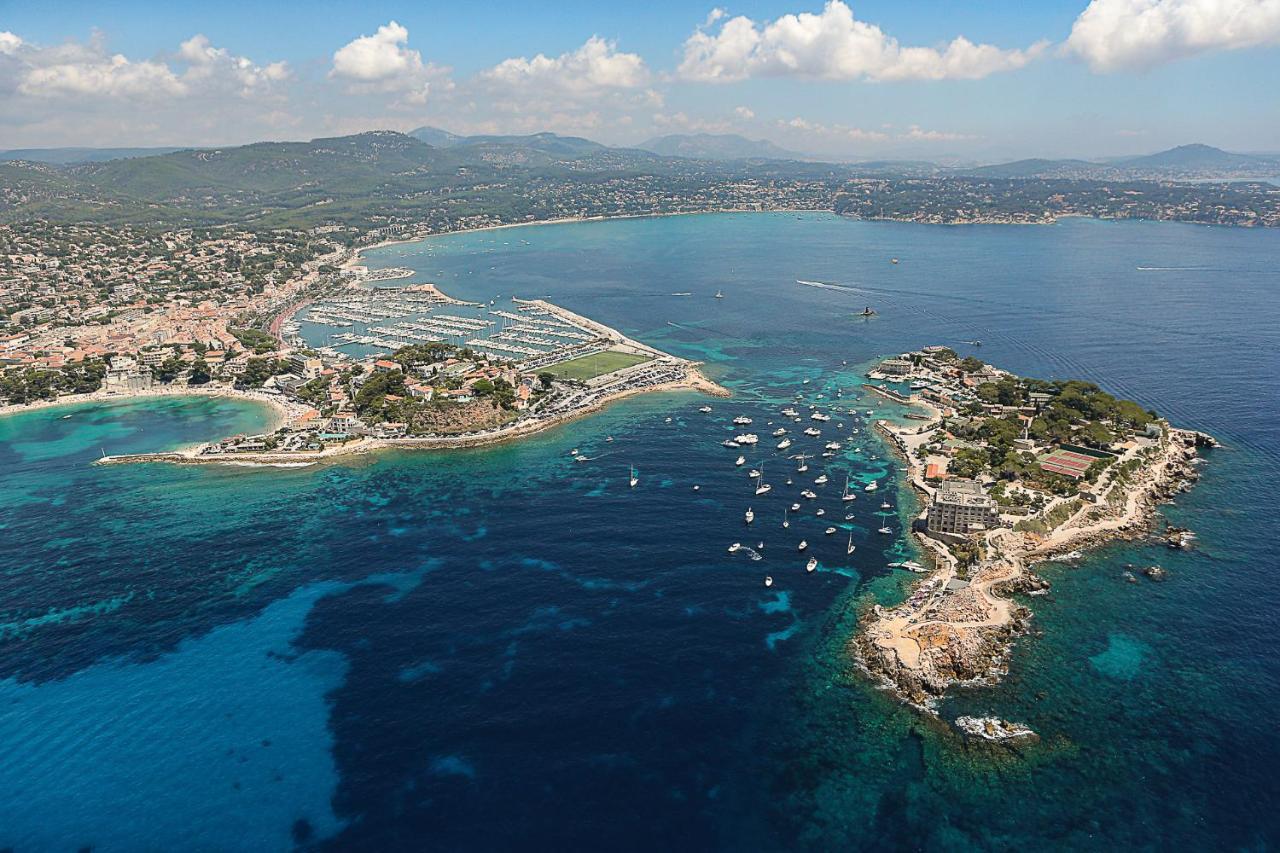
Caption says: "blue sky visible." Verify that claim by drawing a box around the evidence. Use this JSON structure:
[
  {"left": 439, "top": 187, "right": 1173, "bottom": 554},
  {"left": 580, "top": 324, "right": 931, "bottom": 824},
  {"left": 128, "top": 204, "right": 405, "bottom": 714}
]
[{"left": 2, "top": 0, "right": 1278, "bottom": 160}]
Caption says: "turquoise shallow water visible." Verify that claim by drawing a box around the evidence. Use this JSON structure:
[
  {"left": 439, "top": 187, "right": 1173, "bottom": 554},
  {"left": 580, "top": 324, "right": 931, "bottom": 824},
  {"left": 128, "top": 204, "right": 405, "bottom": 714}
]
[{"left": 0, "top": 213, "right": 1277, "bottom": 850}]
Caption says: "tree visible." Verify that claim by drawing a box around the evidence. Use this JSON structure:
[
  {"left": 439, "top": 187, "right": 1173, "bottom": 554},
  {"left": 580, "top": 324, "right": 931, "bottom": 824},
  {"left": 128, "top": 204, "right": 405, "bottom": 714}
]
[
  {"left": 188, "top": 359, "right": 211, "bottom": 385},
  {"left": 238, "top": 357, "right": 282, "bottom": 389},
  {"left": 154, "top": 356, "right": 184, "bottom": 383},
  {"left": 1077, "top": 421, "right": 1114, "bottom": 449},
  {"left": 537, "top": 372, "right": 555, "bottom": 390}
]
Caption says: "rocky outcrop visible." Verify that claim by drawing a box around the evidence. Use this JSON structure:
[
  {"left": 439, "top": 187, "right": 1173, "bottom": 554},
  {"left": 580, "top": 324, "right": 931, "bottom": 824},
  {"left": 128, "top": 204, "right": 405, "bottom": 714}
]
[
  {"left": 855, "top": 423, "right": 1210, "bottom": 711},
  {"left": 954, "top": 716, "right": 1038, "bottom": 743}
]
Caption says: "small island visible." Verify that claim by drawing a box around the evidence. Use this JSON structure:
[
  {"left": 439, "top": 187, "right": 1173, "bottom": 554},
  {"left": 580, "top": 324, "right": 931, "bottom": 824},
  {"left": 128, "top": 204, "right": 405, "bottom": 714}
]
[{"left": 855, "top": 347, "right": 1212, "bottom": 712}]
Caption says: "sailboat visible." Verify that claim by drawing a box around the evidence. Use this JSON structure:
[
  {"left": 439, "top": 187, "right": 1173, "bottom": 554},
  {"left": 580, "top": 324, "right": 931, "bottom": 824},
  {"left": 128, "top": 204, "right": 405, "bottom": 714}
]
[
  {"left": 629, "top": 465, "right": 638, "bottom": 488},
  {"left": 755, "top": 476, "right": 771, "bottom": 496},
  {"left": 842, "top": 475, "right": 855, "bottom": 502},
  {"left": 715, "top": 289, "right": 725, "bottom": 299},
  {"left": 783, "top": 508, "right": 790, "bottom": 529},
  {"left": 847, "top": 532, "right": 856, "bottom": 555}
]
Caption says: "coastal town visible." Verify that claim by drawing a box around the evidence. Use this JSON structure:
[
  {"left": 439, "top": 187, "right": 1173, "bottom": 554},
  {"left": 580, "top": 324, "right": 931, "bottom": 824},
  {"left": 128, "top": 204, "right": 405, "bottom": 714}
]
[{"left": 853, "top": 347, "right": 1212, "bottom": 727}]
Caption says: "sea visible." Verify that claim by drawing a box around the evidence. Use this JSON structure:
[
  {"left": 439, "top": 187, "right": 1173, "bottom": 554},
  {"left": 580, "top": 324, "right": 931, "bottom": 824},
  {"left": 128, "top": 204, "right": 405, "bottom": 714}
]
[{"left": 1, "top": 212, "right": 1277, "bottom": 851}]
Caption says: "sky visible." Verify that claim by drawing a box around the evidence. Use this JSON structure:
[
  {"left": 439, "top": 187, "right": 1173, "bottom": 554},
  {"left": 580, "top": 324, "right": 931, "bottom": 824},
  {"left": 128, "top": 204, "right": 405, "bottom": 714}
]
[{"left": 1, "top": 0, "right": 1278, "bottom": 161}]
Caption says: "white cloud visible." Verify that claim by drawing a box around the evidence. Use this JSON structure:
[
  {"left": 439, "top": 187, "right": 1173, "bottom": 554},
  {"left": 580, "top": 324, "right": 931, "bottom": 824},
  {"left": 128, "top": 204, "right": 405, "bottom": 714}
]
[
  {"left": 0, "top": 31, "right": 289, "bottom": 101},
  {"left": 1065, "top": 0, "right": 1280, "bottom": 71},
  {"left": 679, "top": 0, "right": 1046, "bottom": 82},
  {"left": 332, "top": 21, "right": 419, "bottom": 82},
  {"left": 899, "top": 124, "right": 977, "bottom": 142},
  {"left": 734, "top": 105, "right": 755, "bottom": 119},
  {"left": 178, "top": 35, "right": 289, "bottom": 96},
  {"left": 330, "top": 21, "right": 448, "bottom": 105},
  {"left": 776, "top": 116, "right": 889, "bottom": 140},
  {"left": 652, "top": 111, "right": 735, "bottom": 133},
  {"left": 482, "top": 36, "right": 649, "bottom": 95},
  {"left": 11, "top": 35, "right": 187, "bottom": 99}
]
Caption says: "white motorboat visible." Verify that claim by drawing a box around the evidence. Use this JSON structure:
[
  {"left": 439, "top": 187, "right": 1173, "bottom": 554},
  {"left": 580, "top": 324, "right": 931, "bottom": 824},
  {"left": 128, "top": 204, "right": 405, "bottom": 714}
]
[
  {"left": 880, "top": 501, "right": 892, "bottom": 510},
  {"left": 764, "top": 575, "right": 773, "bottom": 587},
  {"left": 735, "top": 455, "right": 746, "bottom": 466},
  {"left": 777, "top": 438, "right": 792, "bottom": 450},
  {"left": 811, "top": 413, "right": 830, "bottom": 422},
  {"left": 790, "top": 502, "right": 801, "bottom": 511},
  {"left": 816, "top": 508, "right": 826, "bottom": 516},
  {"left": 722, "top": 439, "right": 741, "bottom": 448},
  {"left": 745, "top": 507, "right": 755, "bottom": 523},
  {"left": 748, "top": 469, "right": 761, "bottom": 478},
  {"left": 798, "top": 540, "right": 808, "bottom": 551},
  {"left": 806, "top": 556, "right": 818, "bottom": 572},
  {"left": 728, "top": 542, "right": 742, "bottom": 553},
  {"left": 814, "top": 474, "right": 828, "bottom": 485},
  {"left": 825, "top": 441, "right": 842, "bottom": 450},
  {"left": 825, "top": 527, "right": 837, "bottom": 535},
  {"left": 801, "top": 489, "right": 817, "bottom": 499},
  {"left": 878, "top": 526, "right": 892, "bottom": 534},
  {"left": 735, "top": 433, "right": 759, "bottom": 445},
  {"left": 733, "top": 416, "right": 753, "bottom": 425},
  {"left": 864, "top": 481, "right": 879, "bottom": 492},
  {"left": 781, "top": 408, "right": 799, "bottom": 418},
  {"left": 772, "top": 427, "right": 787, "bottom": 437},
  {"left": 804, "top": 428, "right": 821, "bottom": 437},
  {"left": 699, "top": 405, "right": 713, "bottom": 413}
]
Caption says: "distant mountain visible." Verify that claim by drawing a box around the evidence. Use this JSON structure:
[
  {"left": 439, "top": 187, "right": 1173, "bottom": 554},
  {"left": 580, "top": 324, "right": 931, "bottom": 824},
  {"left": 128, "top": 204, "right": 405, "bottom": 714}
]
[
  {"left": 0, "top": 147, "right": 190, "bottom": 165},
  {"left": 407, "top": 126, "right": 465, "bottom": 148},
  {"left": 953, "top": 158, "right": 1122, "bottom": 179},
  {"left": 953, "top": 145, "right": 1280, "bottom": 180},
  {"left": 410, "top": 127, "right": 609, "bottom": 157},
  {"left": 638, "top": 133, "right": 803, "bottom": 161},
  {"left": 1115, "top": 143, "right": 1278, "bottom": 172}
]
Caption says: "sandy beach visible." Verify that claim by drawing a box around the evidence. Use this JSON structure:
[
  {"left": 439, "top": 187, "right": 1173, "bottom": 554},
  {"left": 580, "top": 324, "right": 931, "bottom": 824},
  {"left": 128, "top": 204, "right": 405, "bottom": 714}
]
[{"left": 0, "top": 384, "right": 304, "bottom": 433}]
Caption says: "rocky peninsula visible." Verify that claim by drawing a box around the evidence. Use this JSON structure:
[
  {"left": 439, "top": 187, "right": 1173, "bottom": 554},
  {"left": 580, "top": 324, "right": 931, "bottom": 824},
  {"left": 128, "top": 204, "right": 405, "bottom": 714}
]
[{"left": 852, "top": 347, "right": 1212, "bottom": 714}]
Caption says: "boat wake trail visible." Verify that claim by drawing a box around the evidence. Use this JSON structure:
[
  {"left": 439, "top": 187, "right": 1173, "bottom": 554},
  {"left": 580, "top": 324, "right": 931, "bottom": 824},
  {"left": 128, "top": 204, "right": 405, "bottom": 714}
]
[{"left": 796, "top": 279, "right": 867, "bottom": 294}]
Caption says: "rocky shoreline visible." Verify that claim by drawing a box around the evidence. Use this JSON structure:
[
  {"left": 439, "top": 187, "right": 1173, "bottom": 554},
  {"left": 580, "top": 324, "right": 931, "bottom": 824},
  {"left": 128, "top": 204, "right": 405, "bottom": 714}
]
[{"left": 856, "top": 409, "right": 1210, "bottom": 713}]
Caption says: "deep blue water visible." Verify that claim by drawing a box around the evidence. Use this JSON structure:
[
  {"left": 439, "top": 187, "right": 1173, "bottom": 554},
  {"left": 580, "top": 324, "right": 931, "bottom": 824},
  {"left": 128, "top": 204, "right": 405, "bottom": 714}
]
[{"left": 1, "top": 213, "right": 1277, "bottom": 850}]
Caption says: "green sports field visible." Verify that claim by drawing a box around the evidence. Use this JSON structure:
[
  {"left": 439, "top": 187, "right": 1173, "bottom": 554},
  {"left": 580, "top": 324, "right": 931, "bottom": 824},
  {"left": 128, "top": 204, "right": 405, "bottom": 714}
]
[{"left": 544, "top": 350, "right": 650, "bottom": 381}]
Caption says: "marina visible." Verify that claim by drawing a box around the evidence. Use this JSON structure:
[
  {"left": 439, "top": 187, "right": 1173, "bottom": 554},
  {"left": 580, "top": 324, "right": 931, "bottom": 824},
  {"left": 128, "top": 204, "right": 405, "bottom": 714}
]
[{"left": 297, "top": 283, "right": 617, "bottom": 372}]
